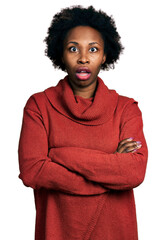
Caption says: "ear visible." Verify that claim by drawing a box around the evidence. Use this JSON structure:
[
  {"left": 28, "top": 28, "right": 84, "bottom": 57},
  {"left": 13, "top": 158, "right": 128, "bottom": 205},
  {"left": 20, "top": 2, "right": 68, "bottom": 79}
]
[{"left": 102, "top": 54, "right": 106, "bottom": 64}]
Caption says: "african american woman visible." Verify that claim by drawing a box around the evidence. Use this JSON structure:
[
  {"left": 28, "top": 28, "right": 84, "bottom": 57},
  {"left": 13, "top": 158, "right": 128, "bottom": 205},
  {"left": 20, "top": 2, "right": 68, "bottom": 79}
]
[{"left": 18, "top": 5, "right": 148, "bottom": 240}]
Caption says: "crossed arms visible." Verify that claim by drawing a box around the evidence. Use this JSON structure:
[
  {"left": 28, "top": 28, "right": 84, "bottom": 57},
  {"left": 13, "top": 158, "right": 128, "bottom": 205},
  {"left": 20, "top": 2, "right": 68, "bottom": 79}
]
[{"left": 18, "top": 100, "right": 148, "bottom": 195}]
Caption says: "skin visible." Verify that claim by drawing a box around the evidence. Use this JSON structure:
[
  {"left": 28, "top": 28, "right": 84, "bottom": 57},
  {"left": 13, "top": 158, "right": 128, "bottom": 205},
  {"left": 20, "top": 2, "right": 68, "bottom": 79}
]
[
  {"left": 115, "top": 138, "right": 142, "bottom": 153},
  {"left": 62, "top": 26, "right": 106, "bottom": 99},
  {"left": 62, "top": 25, "right": 141, "bottom": 153}
]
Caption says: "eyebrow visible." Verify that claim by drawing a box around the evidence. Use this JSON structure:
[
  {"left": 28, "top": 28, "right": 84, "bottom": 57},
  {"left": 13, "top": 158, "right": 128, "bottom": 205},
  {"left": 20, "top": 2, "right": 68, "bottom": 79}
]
[{"left": 66, "top": 41, "right": 101, "bottom": 46}]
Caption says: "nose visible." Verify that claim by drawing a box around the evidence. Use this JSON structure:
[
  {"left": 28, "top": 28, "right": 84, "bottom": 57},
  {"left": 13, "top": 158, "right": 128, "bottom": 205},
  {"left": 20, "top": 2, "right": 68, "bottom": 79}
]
[{"left": 77, "top": 51, "right": 89, "bottom": 64}]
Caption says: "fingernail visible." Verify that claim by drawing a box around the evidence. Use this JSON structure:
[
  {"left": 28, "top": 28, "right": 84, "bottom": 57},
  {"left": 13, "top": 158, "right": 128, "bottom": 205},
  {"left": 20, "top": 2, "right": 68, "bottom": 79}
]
[
  {"left": 136, "top": 141, "right": 142, "bottom": 147},
  {"left": 128, "top": 137, "right": 134, "bottom": 140}
]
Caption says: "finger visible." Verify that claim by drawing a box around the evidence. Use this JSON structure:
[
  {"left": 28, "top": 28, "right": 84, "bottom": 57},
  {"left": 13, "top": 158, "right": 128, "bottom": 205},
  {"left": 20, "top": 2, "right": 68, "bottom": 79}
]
[
  {"left": 123, "top": 142, "right": 142, "bottom": 153},
  {"left": 118, "top": 141, "right": 142, "bottom": 153},
  {"left": 118, "top": 142, "right": 137, "bottom": 153},
  {"left": 117, "top": 140, "right": 137, "bottom": 153},
  {"left": 118, "top": 137, "right": 134, "bottom": 148}
]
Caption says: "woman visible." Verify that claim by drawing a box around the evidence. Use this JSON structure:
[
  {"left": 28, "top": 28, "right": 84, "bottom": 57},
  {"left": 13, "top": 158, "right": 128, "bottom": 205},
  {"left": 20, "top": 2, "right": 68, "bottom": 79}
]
[{"left": 18, "top": 5, "right": 148, "bottom": 240}]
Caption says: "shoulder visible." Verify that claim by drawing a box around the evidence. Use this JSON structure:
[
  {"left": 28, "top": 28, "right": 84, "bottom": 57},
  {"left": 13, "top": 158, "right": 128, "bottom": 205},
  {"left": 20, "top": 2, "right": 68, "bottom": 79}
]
[
  {"left": 109, "top": 89, "right": 137, "bottom": 106},
  {"left": 24, "top": 87, "right": 55, "bottom": 113},
  {"left": 109, "top": 90, "right": 142, "bottom": 118},
  {"left": 116, "top": 92, "right": 137, "bottom": 106}
]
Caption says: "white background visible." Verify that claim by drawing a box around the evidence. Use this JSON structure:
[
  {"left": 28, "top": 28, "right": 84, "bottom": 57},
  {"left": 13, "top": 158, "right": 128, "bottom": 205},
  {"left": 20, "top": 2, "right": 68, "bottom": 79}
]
[{"left": 1, "top": 0, "right": 166, "bottom": 239}]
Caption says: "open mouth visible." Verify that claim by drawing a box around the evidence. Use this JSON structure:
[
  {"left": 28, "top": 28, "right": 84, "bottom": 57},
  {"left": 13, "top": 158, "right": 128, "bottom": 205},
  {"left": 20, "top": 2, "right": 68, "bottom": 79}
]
[{"left": 75, "top": 67, "right": 91, "bottom": 80}]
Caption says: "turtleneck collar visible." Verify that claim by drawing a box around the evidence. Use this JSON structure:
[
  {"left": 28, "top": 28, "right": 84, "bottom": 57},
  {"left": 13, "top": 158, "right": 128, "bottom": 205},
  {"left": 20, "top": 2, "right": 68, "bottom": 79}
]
[{"left": 44, "top": 75, "right": 118, "bottom": 126}]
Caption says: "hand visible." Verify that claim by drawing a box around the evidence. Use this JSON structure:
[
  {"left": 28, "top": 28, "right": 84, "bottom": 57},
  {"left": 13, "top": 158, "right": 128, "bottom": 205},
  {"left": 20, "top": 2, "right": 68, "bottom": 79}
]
[{"left": 115, "top": 138, "right": 142, "bottom": 153}]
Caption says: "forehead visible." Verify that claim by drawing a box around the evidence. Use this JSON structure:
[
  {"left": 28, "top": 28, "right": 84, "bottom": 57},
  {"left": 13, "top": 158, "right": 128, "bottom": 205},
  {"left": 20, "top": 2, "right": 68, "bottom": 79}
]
[{"left": 65, "top": 26, "right": 104, "bottom": 44}]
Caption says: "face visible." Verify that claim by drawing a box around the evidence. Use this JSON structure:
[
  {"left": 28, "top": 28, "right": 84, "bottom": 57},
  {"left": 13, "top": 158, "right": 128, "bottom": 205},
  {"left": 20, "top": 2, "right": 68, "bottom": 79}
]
[{"left": 62, "top": 26, "right": 106, "bottom": 92}]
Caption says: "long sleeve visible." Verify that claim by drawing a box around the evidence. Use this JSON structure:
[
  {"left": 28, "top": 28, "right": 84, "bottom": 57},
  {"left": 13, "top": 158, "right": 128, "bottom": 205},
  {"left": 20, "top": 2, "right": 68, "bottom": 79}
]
[
  {"left": 49, "top": 102, "right": 148, "bottom": 191},
  {"left": 18, "top": 104, "right": 108, "bottom": 196},
  {"left": 18, "top": 78, "right": 146, "bottom": 239}
]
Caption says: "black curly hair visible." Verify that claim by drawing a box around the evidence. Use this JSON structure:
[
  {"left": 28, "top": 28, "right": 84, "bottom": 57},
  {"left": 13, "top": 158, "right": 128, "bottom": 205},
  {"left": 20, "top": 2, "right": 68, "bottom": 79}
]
[{"left": 44, "top": 5, "right": 124, "bottom": 71}]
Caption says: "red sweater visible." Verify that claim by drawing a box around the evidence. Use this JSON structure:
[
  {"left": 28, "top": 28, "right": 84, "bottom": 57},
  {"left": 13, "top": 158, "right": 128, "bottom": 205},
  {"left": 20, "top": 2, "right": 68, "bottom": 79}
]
[{"left": 18, "top": 76, "right": 148, "bottom": 240}]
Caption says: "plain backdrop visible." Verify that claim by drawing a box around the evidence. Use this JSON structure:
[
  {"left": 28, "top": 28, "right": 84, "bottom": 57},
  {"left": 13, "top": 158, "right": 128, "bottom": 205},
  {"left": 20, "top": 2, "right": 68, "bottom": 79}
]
[{"left": 0, "top": 0, "right": 166, "bottom": 239}]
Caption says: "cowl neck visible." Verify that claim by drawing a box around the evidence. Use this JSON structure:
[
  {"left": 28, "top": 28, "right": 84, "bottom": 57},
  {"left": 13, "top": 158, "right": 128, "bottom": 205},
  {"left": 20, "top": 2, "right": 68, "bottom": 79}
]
[{"left": 45, "top": 76, "right": 118, "bottom": 126}]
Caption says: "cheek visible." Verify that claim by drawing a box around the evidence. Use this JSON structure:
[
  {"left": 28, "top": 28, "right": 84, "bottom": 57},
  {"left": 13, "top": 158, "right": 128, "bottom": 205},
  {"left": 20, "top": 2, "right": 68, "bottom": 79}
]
[
  {"left": 63, "top": 55, "right": 75, "bottom": 69},
  {"left": 91, "top": 53, "right": 105, "bottom": 64},
  {"left": 90, "top": 57, "right": 104, "bottom": 70}
]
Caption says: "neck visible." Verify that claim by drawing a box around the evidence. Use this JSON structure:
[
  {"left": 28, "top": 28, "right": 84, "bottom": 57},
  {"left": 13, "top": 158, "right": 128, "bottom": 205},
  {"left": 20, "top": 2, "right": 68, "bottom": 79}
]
[
  {"left": 73, "top": 88, "right": 96, "bottom": 99},
  {"left": 68, "top": 79, "right": 98, "bottom": 99}
]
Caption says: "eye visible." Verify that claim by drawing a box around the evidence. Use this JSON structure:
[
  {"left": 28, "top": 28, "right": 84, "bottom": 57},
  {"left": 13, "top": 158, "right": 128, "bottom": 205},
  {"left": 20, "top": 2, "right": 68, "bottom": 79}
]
[
  {"left": 69, "top": 46, "right": 78, "bottom": 52},
  {"left": 89, "top": 47, "right": 98, "bottom": 53}
]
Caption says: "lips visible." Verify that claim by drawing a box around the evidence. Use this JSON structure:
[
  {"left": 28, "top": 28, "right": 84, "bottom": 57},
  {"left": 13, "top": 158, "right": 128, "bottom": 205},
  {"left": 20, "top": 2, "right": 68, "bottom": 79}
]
[{"left": 75, "top": 67, "right": 91, "bottom": 80}]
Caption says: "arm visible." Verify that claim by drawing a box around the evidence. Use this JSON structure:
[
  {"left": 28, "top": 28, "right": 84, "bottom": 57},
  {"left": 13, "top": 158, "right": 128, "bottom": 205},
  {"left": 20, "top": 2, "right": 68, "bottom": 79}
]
[
  {"left": 49, "top": 102, "right": 148, "bottom": 191},
  {"left": 18, "top": 98, "right": 108, "bottom": 196}
]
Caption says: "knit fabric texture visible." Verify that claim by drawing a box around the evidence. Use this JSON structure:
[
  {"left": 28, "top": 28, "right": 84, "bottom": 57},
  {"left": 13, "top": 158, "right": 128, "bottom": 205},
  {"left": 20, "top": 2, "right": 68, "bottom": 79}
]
[{"left": 18, "top": 76, "right": 148, "bottom": 240}]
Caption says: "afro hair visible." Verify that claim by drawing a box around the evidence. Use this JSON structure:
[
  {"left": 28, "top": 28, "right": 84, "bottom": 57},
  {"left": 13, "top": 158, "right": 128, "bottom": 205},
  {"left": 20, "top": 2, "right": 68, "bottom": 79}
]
[{"left": 44, "top": 5, "right": 124, "bottom": 71}]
